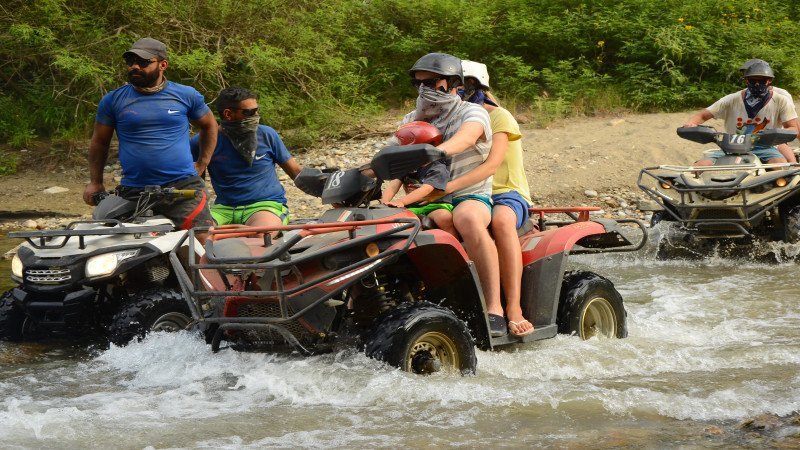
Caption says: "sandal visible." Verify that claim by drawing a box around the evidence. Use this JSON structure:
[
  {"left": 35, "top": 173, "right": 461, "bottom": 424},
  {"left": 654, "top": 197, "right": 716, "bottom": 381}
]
[
  {"left": 508, "top": 319, "right": 534, "bottom": 337},
  {"left": 488, "top": 314, "right": 508, "bottom": 337}
]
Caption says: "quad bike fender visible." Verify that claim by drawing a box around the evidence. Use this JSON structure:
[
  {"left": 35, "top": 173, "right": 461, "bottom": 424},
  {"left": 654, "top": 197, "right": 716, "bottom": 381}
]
[
  {"left": 521, "top": 221, "right": 609, "bottom": 265},
  {"left": 398, "top": 232, "right": 492, "bottom": 350}
]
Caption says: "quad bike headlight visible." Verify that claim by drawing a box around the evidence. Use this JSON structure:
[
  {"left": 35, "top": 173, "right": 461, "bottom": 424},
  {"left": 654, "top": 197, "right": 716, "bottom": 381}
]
[
  {"left": 11, "top": 254, "right": 23, "bottom": 278},
  {"left": 660, "top": 181, "right": 672, "bottom": 189},
  {"left": 775, "top": 177, "right": 788, "bottom": 187},
  {"left": 85, "top": 249, "right": 139, "bottom": 278}
]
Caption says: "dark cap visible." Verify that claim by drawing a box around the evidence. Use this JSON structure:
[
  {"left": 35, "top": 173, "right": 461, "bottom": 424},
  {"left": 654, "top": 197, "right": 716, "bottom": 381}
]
[{"left": 123, "top": 38, "right": 167, "bottom": 60}]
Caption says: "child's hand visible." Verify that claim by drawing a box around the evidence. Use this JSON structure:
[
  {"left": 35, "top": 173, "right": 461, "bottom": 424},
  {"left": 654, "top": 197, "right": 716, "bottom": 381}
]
[{"left": 386, "top": 200, "right": 405, "bottom": 208}]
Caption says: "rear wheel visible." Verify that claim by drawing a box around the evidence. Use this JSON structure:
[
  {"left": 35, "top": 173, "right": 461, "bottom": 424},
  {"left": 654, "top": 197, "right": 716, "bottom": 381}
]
[
  {"left": 557, "top": 271, "right": 627, "bottom": 339},
  {"left": 0, "top": 290, "right": 31, "bottom": 341},
  {"left": 108, "top": 288, "right": 192, "bottom": 346},
  {"left": 364, "top": 302, "right": 476, "bottom": 375}
]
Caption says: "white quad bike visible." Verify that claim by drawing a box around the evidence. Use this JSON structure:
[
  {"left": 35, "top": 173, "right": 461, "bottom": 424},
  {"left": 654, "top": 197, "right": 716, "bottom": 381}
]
[
  {"left": 638, "top": 126, "right": 800, "bottom": 257},
  {"left": 2, "top": 186, "right": 204, "bottom": 344}
]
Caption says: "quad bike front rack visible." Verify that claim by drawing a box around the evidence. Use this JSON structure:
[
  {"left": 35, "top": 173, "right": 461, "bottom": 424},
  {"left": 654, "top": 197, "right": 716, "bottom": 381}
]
[
  {"left": 170, "top": 217, "right": 421, "bottom": 353},
  {"left": 638, "top": 164, "right": 800, "bottom": 235},
  {"left": 9, "top": 220, "right": 175, "bottom": 250}
]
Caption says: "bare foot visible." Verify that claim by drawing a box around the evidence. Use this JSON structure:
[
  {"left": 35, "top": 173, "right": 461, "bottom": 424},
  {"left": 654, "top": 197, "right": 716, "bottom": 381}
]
[{"left": 508, "top": 317, "right": 534, "bottom": 337}]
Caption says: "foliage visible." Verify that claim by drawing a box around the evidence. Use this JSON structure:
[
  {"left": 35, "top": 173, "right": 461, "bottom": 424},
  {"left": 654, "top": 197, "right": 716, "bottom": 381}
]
[{"left": 1, "top": 0, "right": 798, "bottom": 149}]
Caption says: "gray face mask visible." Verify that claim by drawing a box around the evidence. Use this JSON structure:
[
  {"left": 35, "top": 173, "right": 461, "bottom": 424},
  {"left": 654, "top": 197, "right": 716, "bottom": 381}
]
[
  {"left": 414, "top": 86, "right": 461, "bottom": 124},
  {"left": 221, "top": 115, "right": 260, "bottom": 166}
]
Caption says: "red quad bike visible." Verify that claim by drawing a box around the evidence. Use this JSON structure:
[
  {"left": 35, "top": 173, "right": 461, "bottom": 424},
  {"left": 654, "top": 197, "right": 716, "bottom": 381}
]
[{"left": 170, "top": 144, "right": 647, "bottom": 375}]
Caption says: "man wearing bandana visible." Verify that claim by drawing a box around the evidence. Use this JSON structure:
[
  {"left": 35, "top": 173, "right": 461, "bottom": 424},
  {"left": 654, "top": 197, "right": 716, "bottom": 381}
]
[
  {"left": 683, "top": 61, "right": 799, "bottom": 166},
  {"left": 739, "top": 59, "right": 796, "bottom": 163},
  {"left": 84, "top": 37, "right": 217, "bottom": 238},
  {"left": 398, "top": 52, "right": 507, "bottom": 336},
  {"left": 190, "top": 87, "right": 302, "bottom": 235}
]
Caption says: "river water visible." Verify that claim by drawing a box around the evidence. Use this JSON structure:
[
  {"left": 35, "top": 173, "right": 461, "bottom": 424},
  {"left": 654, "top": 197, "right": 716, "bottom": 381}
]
[{"left": 0, "top": 232, "right": 798, "bottom": 448}]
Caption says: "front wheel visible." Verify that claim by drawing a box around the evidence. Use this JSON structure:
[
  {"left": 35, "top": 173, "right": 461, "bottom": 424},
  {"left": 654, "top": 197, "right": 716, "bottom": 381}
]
[
  {"left": 781, "top": 205, "right": 800, "bottom": 243},
  {"left": 364, "top": 302, "right": 477, "bottom": 375},
  {"left": 0, "top": 290, "right": 32, "bottom": 341},
  {"left": 557, "top": 271, "right": 627, "bottom": 339},
  {"left": 108, "top": 288, "right": 192, "bottom": 346}
]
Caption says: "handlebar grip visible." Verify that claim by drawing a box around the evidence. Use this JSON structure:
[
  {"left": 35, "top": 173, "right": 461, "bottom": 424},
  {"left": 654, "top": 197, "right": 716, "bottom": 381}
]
[{"left": 172, "top": 189, "right": 199, "bottom": 199}]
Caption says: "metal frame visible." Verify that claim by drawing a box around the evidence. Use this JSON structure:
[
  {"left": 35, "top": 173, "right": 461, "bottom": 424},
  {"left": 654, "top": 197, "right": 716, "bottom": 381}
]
[
  {"left": 9, "top": 220, "right": 174, "bottom": 250},
  {"left": 637, "top": 164, "right": 800, "bottom": 235},
  {"left": 170, "top": 217, "right": 421, "bottom": 353}
]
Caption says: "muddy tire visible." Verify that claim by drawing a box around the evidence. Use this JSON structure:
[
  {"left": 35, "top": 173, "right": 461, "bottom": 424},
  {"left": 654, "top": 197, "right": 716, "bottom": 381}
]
[
  {"left": 557, "top": 271, "right": 627, "bottom": 339},
  {"left": 0, "top": 290, "right": 30, "bottom": 341},
  {"left": 108, "top": 288, "right": 192, "bottom": 346},
  {"left": 364, "top": 302, "right": 477, "bottom": 375},
  {"left": 782, "top": 205, "right": 800, "bottom": 243}
]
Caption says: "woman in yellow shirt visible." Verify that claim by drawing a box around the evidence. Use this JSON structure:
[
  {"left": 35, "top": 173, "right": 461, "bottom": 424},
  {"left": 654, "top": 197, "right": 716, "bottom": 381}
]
[{"left": 444, "top": 60, "right": 534, "bottom": 337}]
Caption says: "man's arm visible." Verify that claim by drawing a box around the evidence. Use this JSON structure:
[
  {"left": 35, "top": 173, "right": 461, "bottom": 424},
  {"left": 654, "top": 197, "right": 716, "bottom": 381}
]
[
  {"left": 83, "top": 123, "right": 115, "bottom": 205},
  {"left": 683, "top": 109, "right": 714, "bottom": 127},
  {"left": 779, "top": 118, "right": 799, "bottom": 163},
  {"left": 192, "top": 111, "right": 218, "bottom": 176},
  {"left": 279, "top": 157, "right": 302, "bottom": 180},
  {"left": 437, "top": 121, "right": 485, "bottom": 156}
]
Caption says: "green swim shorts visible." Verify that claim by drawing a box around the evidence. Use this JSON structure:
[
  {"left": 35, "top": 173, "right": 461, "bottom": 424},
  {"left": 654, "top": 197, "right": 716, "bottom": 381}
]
[
  {"left": 210, "top": 200, "right": 289, "bottom": 225},
  {"left": 407, "top": 202, "right": 454, "bottom": 216}
]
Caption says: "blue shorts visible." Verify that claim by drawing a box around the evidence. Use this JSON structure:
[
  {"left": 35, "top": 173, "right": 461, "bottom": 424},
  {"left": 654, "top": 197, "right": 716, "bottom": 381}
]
[
  {"left": 492, "top": 191, "right": 531, "bottom": 229},
  {"left": 706, "top": 146, "right": 784, "bottom": 163},
  {"left": 453, "top": 194, "right": 493, "bottom": 212}
]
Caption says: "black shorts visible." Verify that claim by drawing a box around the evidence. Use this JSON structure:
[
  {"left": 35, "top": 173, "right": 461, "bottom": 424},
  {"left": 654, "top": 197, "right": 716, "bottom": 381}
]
[{"left": 115, "top": 176, "right": 214, "bottom": 230}]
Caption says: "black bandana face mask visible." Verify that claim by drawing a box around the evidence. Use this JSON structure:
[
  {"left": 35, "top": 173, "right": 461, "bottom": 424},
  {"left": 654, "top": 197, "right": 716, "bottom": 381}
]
[
  {"left": 746, "top": 80, "right": 769, "bottom": 98},
  {"left": 221, "top": 115, "right": 260, "bottom": 165}
]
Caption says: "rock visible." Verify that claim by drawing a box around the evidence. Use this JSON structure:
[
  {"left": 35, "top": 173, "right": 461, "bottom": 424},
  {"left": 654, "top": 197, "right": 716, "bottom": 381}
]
[
  {"left": 584, "top": 190, "right": 598, "bottom": 198},
  {"left": 22, "top": 219, "right": 38, "bottom": 229},
  {"left": 43, "top": 186, "right": 69, "bottom": 194},
  {"left": 703, "top": 426, "right": 723, "bottom": 435},
  {"left": 514, "top": 114, "right": 530, "bottom": 124},
  {"left": 738, "top": 414, "right": 781, "bottom": 431},
  {"left": 604, "top": 198, "right": 619, "bottom": 207},
  {"left": 608, "top": 118, "right": 625, "bottom": 126}
]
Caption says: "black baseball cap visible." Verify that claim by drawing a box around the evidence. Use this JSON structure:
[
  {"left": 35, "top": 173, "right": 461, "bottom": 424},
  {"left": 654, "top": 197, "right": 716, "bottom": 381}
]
[{"left": 123, "top": 38, "right": 168, "bottom": 60}]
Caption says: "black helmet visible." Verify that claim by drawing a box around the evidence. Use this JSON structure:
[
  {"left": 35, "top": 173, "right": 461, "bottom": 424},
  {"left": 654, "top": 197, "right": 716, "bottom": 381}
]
[
  {"left": 739, "top": 58, "right": 767, "bottom": 72},
  {"left": 409, "top": 52, "right": 463, "bottom": 87},
  {"left": 744, "top": 61, "right": 774, "bottom": 79}
]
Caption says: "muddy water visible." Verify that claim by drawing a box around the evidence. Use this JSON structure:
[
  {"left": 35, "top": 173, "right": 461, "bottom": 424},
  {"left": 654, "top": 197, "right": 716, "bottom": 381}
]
[{"left": 1, "top": 233, "right": 799, "bottom": 448}]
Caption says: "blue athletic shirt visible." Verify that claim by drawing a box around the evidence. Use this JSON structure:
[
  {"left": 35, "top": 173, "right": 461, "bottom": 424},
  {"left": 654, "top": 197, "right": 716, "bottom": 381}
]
[
  {"left": 190, "top": 125, "right": 292, "bottom": 206},
  {"left": 96, "top": 82, "right": 210, "bottom": 187}
]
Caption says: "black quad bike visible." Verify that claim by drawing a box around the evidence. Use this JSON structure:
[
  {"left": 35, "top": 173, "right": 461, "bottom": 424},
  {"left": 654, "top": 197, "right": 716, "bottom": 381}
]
[
  {"left": 638, "top": 126, "right": 800, "bottom": 257},
  {"left": 171, "top": 144, "right": 647, "bottom": 374},
  {"left": 2, "top": 186, "right": 203, "bottom": 344}
]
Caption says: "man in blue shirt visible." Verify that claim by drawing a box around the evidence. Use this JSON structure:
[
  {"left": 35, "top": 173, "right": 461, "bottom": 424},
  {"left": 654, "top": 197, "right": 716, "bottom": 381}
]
[
  {"left": 83, "top": 37, "right": 217, "bottom": 236},
  {"left": 191, "top": 86, "right": 302, "bottom": 235}
]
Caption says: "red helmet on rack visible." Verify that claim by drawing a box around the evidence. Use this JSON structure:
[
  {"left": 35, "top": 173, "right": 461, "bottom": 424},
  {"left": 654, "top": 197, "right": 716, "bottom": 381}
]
[{"left": 394, "top": 121, "right": 443, "bottom": 146}]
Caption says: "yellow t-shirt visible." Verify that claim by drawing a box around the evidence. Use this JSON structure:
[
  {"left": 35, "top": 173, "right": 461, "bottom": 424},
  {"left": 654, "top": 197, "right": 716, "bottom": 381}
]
[{"left": 490, "top": 107, "right": 533, "bottom": 205}]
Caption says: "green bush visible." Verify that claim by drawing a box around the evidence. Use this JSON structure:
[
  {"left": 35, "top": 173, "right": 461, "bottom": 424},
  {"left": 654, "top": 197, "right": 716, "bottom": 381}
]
[{"left": 1, "top": 0, "right": 798, "bottom": 149}]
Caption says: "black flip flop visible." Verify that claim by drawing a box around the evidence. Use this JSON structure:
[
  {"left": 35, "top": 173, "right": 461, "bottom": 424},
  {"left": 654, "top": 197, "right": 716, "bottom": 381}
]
[{"left": 488, "top": 314, "right": 508, "bottom": 337}]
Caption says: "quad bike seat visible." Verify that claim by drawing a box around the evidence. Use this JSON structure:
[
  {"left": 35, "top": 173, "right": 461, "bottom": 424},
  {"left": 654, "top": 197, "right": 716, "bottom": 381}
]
[
  {"left": 418, "top": 214, "right": 537, "bottom": 237},
  {"left": 205, "top": 238, "right": 253, "bottom": 261}
]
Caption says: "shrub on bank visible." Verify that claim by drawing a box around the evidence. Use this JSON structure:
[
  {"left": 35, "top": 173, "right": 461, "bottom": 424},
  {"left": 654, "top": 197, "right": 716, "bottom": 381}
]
[{"left": 0, "top": 0, "right": 797, "bottom": 151}]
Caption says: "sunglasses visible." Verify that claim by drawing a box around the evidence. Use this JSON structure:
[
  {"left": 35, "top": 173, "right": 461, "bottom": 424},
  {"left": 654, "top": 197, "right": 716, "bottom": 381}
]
[
  {"left": 236, "top": 107, "right": 259, "bottom": 117},
  {"left": 410, "top": 78, "right": 442, "bottom": 89},
  {"left": 124, "top": 56, "right": 157, "bottom": 68}
]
